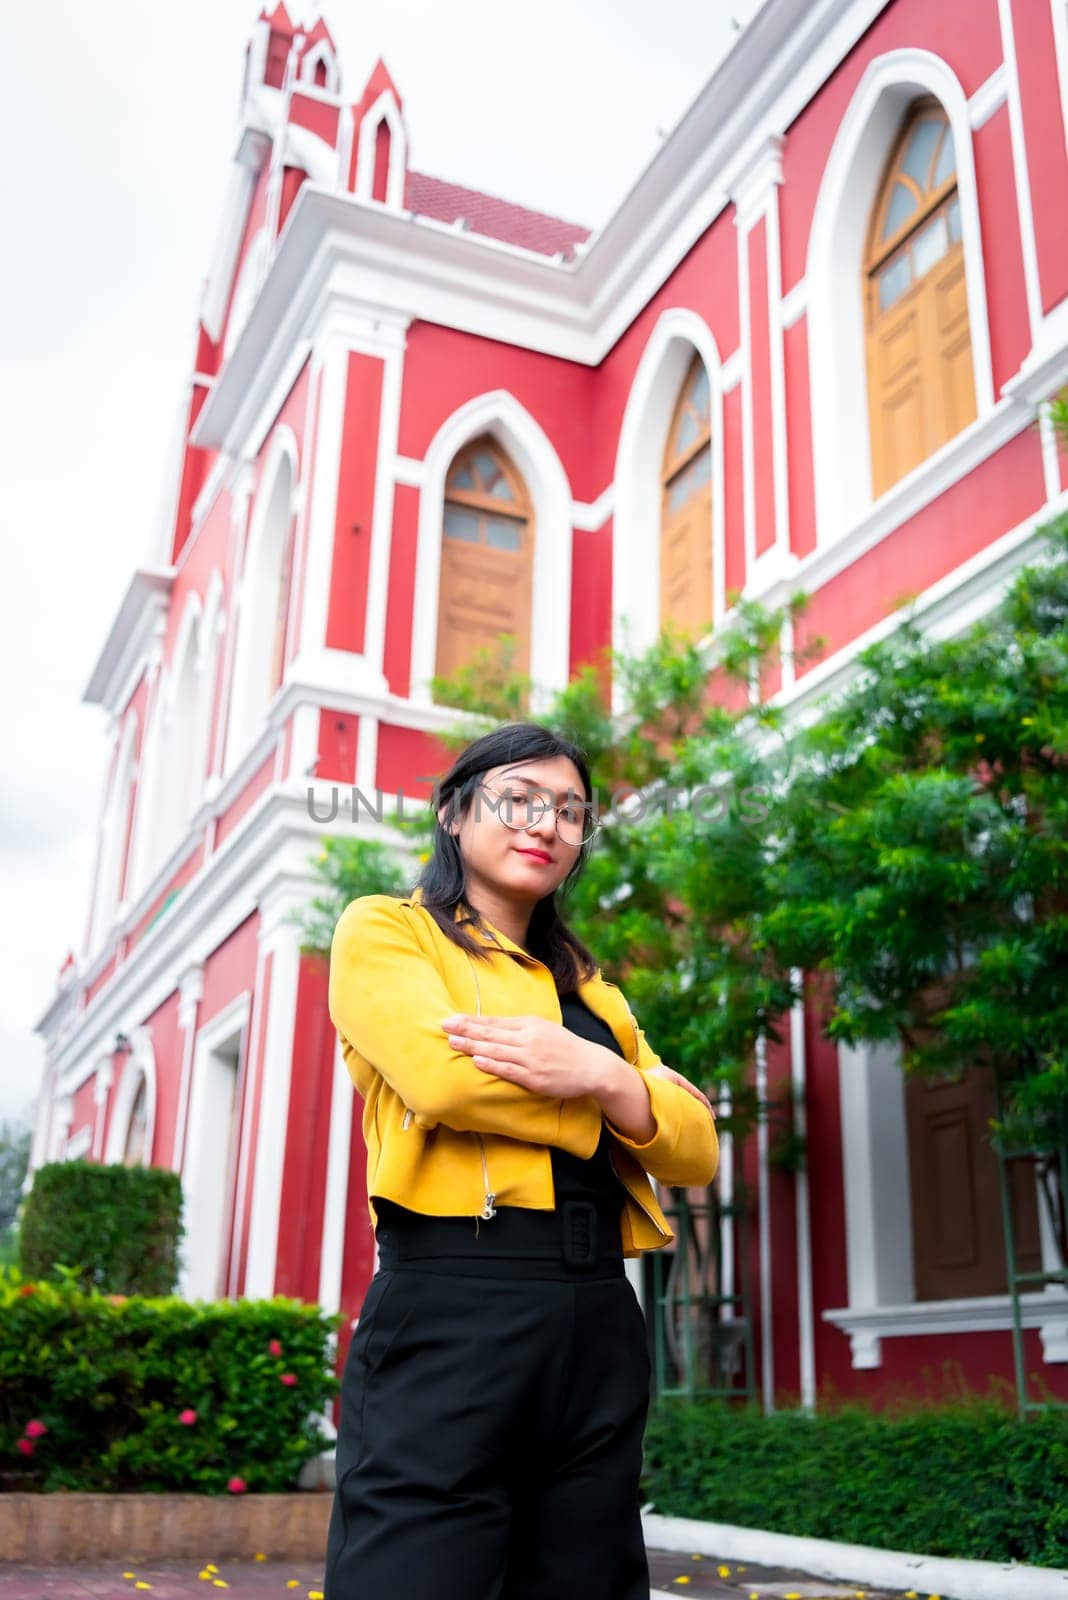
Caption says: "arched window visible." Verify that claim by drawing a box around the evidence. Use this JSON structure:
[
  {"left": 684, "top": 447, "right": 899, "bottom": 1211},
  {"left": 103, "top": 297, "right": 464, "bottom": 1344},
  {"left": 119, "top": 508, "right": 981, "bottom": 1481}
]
[
  {"left": 434, "top": 437, "right": 534, "bottom": 699},
  {"left": 225, "top": 443, "right": 296, "bottom": 770},
  {"left": 123, "top": 1075, "right": 149, "bottom": 1166},
  {"left": 865, "top": 99, "right": 977, "bottom": 497},
  {"left": 660, "top": 354, "right": 713, "bottom": 637}
]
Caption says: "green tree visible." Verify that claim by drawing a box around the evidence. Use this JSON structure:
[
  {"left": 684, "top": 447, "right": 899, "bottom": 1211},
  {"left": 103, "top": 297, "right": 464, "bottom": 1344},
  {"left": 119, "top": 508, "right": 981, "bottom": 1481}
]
[{"left": 0, "top": 1116, "right": 32, "bottom": 1267}]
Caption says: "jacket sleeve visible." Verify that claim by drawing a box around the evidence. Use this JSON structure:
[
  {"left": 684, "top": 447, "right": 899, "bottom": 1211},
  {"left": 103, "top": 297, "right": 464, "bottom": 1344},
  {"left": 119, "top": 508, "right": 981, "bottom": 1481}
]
[
  {"left": 604, "top": 994, "right": 720, "bottom": 1188},
  {"left": 329, "top": 895, "right": 602, "bottom": 1158}
]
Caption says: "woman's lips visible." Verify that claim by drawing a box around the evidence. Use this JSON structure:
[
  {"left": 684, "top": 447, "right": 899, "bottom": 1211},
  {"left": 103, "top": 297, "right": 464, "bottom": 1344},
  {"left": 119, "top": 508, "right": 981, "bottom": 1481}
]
[{"left": 515, "top": 847, "right": 553, "bottom": 865}]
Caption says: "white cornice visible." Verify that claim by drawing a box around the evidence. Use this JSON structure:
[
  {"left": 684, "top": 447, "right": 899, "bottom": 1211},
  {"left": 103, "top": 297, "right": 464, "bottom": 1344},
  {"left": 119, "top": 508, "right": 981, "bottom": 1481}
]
[{"left": 83, "top": 569, "right": 174, "bottom": 712}]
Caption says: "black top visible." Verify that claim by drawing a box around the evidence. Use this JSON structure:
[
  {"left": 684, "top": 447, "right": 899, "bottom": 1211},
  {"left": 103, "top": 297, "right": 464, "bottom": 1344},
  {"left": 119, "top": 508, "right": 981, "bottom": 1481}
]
[{"left": 551, "top": 989, "right": 629, "bottom": 1208}]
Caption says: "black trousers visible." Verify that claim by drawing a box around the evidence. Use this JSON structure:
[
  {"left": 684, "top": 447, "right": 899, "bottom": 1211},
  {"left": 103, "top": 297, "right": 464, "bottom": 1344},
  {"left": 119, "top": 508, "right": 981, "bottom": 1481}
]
[{"left": 323, "top": 1242, "right": 652, "bottom": 1599}]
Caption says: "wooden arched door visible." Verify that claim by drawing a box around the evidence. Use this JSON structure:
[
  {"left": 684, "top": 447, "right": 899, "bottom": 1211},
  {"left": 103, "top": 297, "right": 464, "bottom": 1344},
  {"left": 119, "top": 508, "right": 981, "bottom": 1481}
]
[
  {"left": 435, "top": 436, "right": 534, "bottom": 696},
  {"left": 661, "top": 355, "right": 713, "bottom": 639}
]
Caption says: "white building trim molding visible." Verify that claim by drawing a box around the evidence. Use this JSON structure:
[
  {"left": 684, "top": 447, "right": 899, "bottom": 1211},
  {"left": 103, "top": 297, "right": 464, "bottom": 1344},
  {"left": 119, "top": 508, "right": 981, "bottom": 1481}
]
[
  {"left": 806, "top": 48, "right": 996, "bottom": 546},
  {"left": 611, "top": 308, "right": 726, "bottom": 713},
  {"left": 411, "top": 389, "right": 574, "bottom": 715},
  {"left": 224, "top": 227, "right": 271, "bottom": 362}
]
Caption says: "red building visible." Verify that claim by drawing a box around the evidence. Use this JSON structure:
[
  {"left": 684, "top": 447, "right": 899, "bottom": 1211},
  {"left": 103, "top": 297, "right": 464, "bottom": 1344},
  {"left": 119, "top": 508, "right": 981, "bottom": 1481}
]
[{"left": 31, "top": 0, "right": 1068, "bottom": 1411}]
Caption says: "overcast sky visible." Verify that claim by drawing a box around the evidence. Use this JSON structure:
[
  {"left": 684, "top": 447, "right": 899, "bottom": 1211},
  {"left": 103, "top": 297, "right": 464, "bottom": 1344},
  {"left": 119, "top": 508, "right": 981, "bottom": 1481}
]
[{"left": 0, "top": 0, "right": 758, "bottom": 1128}]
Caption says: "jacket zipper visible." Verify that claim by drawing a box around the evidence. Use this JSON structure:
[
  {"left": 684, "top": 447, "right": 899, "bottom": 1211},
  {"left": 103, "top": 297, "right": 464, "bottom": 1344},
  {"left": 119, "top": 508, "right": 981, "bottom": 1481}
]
[{"left": 607, "top": 1143, "right": 671, "bottom": 1238}]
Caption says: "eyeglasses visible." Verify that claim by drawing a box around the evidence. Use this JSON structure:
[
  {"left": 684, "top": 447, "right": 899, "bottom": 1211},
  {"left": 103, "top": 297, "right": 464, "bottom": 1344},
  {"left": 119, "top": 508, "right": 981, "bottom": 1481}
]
[{"left": 477, "top": 781, "right": 600, "bottom": 847}]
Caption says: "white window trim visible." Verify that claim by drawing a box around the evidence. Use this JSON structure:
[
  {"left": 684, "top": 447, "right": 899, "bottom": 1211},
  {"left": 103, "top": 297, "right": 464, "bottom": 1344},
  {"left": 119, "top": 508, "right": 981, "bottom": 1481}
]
[
  {"left": 826, "top": 1038, "right": 1068, "bottom": 1369},
  {"left": 178, "top": 991, "right": 251, "bottom": 1301},
  {"left": 410, "top": 390, "right": 573, "bottom": 715},
  {"left": 806, "top": 48, "right": 996, "bottom": 548},
  {"left": 224, "top": 425, "right": 300, "bottom": 776},
  {"left": 299, "top": 39, "right": 340, "bottom": 95},
  {"left": 611, "top": 308, "right": 726, "bottom": 714},
  {"left": 89, "top": 711, "right": 139, "bottom": 953},
  {"left": 104, "top": 1030, "right": 158, "bottom": 1167},
  {"left": 354, "top": 90, "right": 407, "bottom": 210}
]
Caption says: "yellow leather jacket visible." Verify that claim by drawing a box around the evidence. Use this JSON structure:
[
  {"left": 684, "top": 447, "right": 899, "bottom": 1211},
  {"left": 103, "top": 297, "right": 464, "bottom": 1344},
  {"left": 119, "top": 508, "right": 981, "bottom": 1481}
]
[{"left": 328, "top": 887, "right": 719, "bottom": 1256}]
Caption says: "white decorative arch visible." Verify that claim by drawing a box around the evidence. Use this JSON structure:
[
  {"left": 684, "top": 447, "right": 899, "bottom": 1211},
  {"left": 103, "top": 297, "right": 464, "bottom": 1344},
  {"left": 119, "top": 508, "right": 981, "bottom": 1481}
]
[
  {"left": 224, "top": 228, "right": 270, "bottom": 360},
  {"left": 354, "top": 91, "right": 408, "bottom": 209},
  {"left": 225, "top": 426, "right": 300, "bottom": 772},
  {"left": 612, "top": 308, "right": 725, "bottom": 693},
  {"left": 104, "top": 1029, "right": 158, "bottom": 1167},
  {"left": 300, "top": 39, "right": 340, "bottom": 94},
  {"left": 89, "top": 712, "right": 139, "bottom": 951},
  {"left": 806, "top": 49, "right": 995, "bottom": 546},
  {"left": 411, "top": 391, "right": 573, "bottom": 713}
]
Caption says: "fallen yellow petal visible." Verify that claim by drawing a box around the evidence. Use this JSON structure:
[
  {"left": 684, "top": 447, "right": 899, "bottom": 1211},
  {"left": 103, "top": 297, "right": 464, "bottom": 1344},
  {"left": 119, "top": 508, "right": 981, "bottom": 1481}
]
[
  {"left": 287, "top": 1584, "right": 300, "bottom": 1591},
  {"left": 254, "top": 1553, "right": 267, "bottom": 1562},
  {"left": 198, "top": 1575, "right": 213, "bottom": 1583},
  {"left": 205, "top": 1567, "right": 218, "bottom": 1576},
  {"left": 718, "top": 1566, "right": 730, "bottom": 1577},
  {"left": 309, "top": 1592, "right": 325, "bottom": 1599}
]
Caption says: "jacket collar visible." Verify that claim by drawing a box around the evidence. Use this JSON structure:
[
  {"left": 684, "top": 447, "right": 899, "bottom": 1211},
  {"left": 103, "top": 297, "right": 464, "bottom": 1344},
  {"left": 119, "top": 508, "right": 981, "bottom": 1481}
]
[
  {"left": 407, "top": 885, "right": 538, "bottom": 964},
  {"left": 406, "top": 887, "right": 632, "bottom": 1056}
]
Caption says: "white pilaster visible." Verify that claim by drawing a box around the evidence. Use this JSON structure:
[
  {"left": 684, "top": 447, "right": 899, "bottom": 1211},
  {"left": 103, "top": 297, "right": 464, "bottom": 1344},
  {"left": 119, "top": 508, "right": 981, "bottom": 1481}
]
[{"left": 242, "top": 882, "right": 306, "bottom": 1298}]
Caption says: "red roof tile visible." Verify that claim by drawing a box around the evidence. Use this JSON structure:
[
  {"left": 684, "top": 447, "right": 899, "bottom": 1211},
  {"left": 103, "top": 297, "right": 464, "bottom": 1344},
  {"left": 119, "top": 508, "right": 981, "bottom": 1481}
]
[{"left": 404, "top": 170, "right": 591, "bottom": 260}]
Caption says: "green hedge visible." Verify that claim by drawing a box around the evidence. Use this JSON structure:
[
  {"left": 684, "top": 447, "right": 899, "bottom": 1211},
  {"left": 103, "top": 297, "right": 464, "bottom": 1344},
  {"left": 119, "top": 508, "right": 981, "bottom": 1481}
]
[
  {"left": 20, "top": 1162, "right": 183, "bottom": 1295},
  {"left": 0, "top": 1268, "right": 341, "bottom": 1493},
  {"left": 642, "top": 1396, "right": 1068, "bottom": 1568}
]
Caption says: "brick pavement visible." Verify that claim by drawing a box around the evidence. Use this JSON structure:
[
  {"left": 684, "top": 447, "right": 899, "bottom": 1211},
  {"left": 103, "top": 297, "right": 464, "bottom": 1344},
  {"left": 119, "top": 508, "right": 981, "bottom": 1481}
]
[{"left": 0, "top": 1553, "right": 934, "bottom": 1599}]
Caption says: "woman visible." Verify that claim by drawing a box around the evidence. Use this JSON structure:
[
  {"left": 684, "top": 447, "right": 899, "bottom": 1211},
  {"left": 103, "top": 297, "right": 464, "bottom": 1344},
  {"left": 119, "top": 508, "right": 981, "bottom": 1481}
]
[{"left": 324, "top": 721, "right": 718, "bottom": 1600}]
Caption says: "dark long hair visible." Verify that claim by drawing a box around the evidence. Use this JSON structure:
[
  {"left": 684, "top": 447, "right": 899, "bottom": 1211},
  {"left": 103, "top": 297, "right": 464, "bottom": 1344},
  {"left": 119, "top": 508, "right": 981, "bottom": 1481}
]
[{"left": 413, "top": 721, "right": 599, "bottom": 993}]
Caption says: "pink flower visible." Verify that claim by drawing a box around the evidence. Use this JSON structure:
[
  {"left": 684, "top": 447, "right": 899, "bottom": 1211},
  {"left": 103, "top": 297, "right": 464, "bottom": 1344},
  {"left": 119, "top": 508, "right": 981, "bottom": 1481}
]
[
  {"left": 24, "top": 1420, "right": 48, "bottom": 1439},
  {"left": 227, "top": 1476, "right": 248, "bottom": 1494},
  {"left": 177, "top": 1409, "right": 197, "bottom": 1426},
  {"left": 279, "top": 1372, "right": 297, "bottom": 1387},
  {"left": 268, "top": 1339, "right": 283, "bottom": 1357},
  {"left": 17, "top": 1438, "right": 34, "bottom": 1457}
]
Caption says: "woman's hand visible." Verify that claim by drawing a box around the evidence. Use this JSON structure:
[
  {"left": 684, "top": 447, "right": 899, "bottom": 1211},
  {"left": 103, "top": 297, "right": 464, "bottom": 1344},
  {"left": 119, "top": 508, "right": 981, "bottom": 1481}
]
[
  {"left": 441, "top": 1016, "right": 716, "bottom": 1119},
  {"left": 646, "top": 1065, "right": 716, "bottom": 1117},
  {"left": 441, "top": 1013, "right": 618, "bottom": 1099}
]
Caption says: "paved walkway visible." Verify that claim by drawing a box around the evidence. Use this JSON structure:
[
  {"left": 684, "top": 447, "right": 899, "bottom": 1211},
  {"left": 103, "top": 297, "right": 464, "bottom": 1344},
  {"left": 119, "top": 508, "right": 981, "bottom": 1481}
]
[{"left": 0, "top": 1553, "right": 929, "bottom": 1598}]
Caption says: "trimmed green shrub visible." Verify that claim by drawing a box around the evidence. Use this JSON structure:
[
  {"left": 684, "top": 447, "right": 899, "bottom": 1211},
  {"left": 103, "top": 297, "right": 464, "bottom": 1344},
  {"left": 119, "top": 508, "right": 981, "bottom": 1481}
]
[
  {"left": 19, "top": 1161, "right": 183, "bottom": 1295},
  {"left": 0, "top": 1268, "right": 341, "bottom": 1493},
  {"left": 642, "top": 1395, "right": 1068, "bottom": 1568}
]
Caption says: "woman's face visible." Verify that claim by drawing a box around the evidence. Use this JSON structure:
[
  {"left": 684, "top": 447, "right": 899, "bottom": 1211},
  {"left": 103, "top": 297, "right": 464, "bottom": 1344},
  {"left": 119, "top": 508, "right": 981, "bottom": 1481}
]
[{"left": 442, "top": 755, "right": 589, "bottom": 903}]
